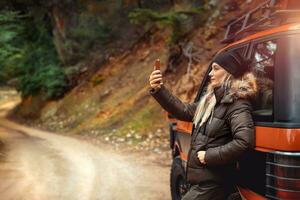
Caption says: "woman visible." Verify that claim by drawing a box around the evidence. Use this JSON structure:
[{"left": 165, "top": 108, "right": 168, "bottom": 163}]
[{"left": 148, "top": 50, "right": 257, "bottom": 200}]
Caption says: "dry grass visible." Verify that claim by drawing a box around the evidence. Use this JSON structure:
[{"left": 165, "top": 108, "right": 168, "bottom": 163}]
[{"left": 37, "top": 33, "right": 170, "bottom": 137}]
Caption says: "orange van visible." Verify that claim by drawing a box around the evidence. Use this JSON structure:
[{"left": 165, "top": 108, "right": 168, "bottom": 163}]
[{"left": 168, "top": 0, "right": 300, "bottom": 199}]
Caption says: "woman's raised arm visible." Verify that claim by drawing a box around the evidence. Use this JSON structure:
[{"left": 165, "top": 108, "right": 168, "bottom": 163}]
[{"left": 149, "top": 84, "right": 198, "bottom": 122}]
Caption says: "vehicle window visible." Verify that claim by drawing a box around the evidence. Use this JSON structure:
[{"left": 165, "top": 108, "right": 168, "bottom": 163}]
[
  {"left": 233, "top": 45, "right": 247, "bottom": 56},
  {"left": 250, "top": 40, "right": 277, "bottom": 121},
  {"left": 195, "top": 71, "right": 210, "bottom": 102}
]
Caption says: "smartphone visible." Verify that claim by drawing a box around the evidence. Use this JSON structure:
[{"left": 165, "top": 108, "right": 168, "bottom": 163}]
[
  {"left": 154, "top": 59, "right": 160, "bottom": 70},
  {"left": 154, "top": 59, "right": 162, "bottom": 86}
]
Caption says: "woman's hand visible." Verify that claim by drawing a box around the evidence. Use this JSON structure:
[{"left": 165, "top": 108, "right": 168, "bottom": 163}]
[
  {"left": 149, "top": 69, "right": 163, "bottom": 90},
  {"left": 197, "top": 151, "right": 206, "bottom": 164}
]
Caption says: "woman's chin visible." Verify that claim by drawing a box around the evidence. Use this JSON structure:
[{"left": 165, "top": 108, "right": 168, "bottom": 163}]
[
  {"left": 211, "top": 83, "right": 217, "bottom": 88},
  {"left": 211, "top": 83, "right": 221, "bottom": 89}
]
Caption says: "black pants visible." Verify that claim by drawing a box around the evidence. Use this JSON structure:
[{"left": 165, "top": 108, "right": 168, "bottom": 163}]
[{"left": 181, "top": 181, "right": 233, "bottom": 200}]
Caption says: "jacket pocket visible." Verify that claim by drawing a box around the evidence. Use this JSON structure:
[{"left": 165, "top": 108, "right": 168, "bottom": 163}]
[{"left": 188, "top": 148, "right": 205, "bottom": 169}]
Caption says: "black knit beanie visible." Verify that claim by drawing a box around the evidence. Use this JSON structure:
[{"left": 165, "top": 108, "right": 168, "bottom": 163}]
[{"left": 213, "top": 50, "right": 250, "bottom": 78}]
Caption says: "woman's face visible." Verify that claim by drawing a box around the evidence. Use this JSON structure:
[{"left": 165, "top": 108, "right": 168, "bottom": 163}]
[{"left": 209, "top": 62, "right": 228, "bottom": 88}]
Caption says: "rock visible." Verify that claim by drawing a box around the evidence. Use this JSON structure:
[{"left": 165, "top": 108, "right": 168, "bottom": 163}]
[
  {"left": 153, "top": 148, "right": 161, "bottom": 154},
  {"left": 148, "top": 133, "right": 153, "bottom": 139},
  {"left": 130, "top": 129, "right": 135, "bottom": 134},
  {"left": 116, "top": 137, "right": 125, "bottom": 143},
  {"left": 134, "top": 134, "right": 142, "bottom": 140},
  {"left": 127, "top": 140, "right": 133, "bottom": 145},
  {"left": 155, "top": 131, "right": 162, "bottom": 137}
]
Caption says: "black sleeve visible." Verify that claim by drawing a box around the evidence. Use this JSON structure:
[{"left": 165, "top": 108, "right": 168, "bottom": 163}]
[{"left": 149, "top": 85, "right": 198, "bottom": 122}]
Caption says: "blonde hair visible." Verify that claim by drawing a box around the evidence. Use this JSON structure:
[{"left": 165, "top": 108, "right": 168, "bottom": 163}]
[{"left": 193, "top": 71, "right": 232, "bottom": 128}]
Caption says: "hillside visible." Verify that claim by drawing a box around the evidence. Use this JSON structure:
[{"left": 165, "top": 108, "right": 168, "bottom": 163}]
[{"left": 9, "top": 0, "right": 264, "bottom": 151}]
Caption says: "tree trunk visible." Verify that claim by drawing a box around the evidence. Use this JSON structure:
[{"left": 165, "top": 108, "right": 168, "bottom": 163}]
[{"left": 137, "top": 0, "right": 142, "bottom": 8}]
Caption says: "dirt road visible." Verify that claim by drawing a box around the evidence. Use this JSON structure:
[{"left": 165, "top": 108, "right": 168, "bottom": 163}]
[{"left": 0, "top": 90, "right": 170, "bottom": 200}]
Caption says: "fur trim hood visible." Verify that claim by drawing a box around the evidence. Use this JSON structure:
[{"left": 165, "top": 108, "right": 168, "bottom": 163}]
[{"left": 220, "top": 72, "right": 258, "bottom": 104}]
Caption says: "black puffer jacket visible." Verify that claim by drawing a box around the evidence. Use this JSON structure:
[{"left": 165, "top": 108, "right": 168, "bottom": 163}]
[{"left": 149, "top": 73, "right": 257, "bottom": 185}]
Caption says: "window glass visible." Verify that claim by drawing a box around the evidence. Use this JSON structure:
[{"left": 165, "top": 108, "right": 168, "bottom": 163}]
[
  {"left": 250, "top": 40, "right": 277, "bottom": 121},
  {"left": 234, "top": 45, "right": 247, "bottom": 56},
  {"left": 196, "top": 69, "right": 210, "bottom": 102}
]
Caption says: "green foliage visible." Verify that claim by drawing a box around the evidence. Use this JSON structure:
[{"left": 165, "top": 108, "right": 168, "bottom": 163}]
[
  {"left": 0, "top": 10, "right": 68, "bottom": 99},
  {"left": 65, "top": 13, "right": 112, "bottom": 59},
  {"left": 18, "top": 64, "right": 67, "bottom": 99},
  {"left": 128, "top": 7, "right": 208, "bottom": 44},
  {"left": 0, "top": 11, "right": 25, "bottom": 80}
]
